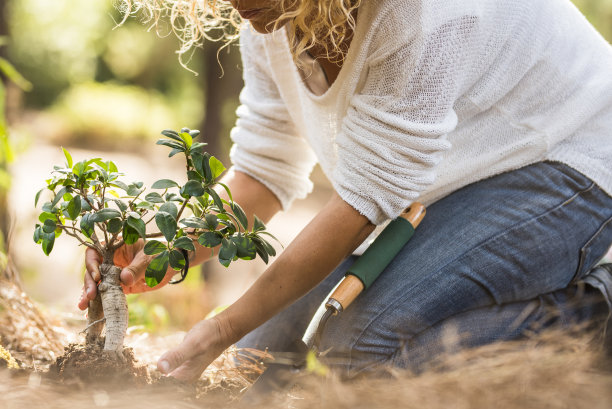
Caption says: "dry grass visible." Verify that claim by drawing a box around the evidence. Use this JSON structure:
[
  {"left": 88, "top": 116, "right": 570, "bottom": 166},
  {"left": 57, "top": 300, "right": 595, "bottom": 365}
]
[
  {"left": 1, "top": 329, "right": 611, "bottom": 409},
  {"left": 1, "top": 277, "right": 611, "bottom": 409}
]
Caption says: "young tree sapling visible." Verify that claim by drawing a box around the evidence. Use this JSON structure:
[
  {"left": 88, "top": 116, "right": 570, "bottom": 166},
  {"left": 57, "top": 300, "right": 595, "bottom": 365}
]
[{"left": 33, "top": 128, "right": 279, "bottom": 355}]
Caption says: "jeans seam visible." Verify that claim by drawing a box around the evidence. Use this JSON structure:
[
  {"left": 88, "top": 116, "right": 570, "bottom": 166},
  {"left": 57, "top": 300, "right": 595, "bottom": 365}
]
[
  {"left": 346, "top": 181, "right": 597, "bottom": 371},
  {"left": 573, "top": 213, "right": 612, "bottom": 283}
]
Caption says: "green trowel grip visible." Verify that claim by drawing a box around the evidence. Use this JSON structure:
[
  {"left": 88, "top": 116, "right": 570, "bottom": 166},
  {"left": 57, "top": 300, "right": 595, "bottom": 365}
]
[
  {"left": 346, "top": 203, "right": 425, "bottom": 290},
  {"left": 347, "top": 218, "right": 414, "bottom": 289}
]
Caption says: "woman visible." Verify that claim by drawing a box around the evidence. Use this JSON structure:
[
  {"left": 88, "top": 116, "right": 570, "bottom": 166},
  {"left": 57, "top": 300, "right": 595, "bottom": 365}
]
[{"left": 80, "top": 0, "right": 612, "bottom": 381}]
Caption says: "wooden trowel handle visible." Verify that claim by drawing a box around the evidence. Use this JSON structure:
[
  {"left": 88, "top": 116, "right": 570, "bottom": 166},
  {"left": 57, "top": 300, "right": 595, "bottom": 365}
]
[{"left": 325, "top": 203, "right": 426, "bottom": 312}]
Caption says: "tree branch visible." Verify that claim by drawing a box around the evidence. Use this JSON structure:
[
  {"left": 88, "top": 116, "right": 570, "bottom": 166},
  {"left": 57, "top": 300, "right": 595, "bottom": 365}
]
[
  {"left": 176, "top": 199, "right": 189, "bottom": 222},
  {"left": 59, "top": 225, "right": 97, "bottom": 250}
]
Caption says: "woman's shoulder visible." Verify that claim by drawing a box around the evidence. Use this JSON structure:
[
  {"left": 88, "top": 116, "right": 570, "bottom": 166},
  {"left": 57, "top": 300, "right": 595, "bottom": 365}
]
[{"left": 362, "top": 0, "right": 486, "bottom": 52}]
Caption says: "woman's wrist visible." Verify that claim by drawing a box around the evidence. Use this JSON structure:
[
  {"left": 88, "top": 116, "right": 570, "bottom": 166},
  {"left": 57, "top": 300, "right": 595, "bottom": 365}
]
[{"left": 212, "top": 311, "right": 243, "bottom": 346}]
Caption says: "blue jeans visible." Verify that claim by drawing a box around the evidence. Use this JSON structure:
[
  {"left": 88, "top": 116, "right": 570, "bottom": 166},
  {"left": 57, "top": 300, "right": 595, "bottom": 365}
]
[{"left": 237, "top": 162, "right": 612, "bottom": 375}]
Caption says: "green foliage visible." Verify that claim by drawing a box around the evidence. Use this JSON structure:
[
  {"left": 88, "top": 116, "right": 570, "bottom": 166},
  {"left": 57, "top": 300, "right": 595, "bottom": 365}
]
[
  {"left": 572, "top": 0, "right": 612, "bottom": 42},
  {"left": 1, "top": 36, "right": 32, "bottom": 260},
  {"left": 34, "top": 127, "right": 280, "bottom": 287}
]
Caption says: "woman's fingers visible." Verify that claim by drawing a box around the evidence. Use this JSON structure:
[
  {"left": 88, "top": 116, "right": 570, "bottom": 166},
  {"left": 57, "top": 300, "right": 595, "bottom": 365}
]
[
  {"left": 120, "top": 250, "right": 152, "bottom": 287},
  {"left": 157, "top": 319, "right": 226, "bottom": 382},
  {"left": 158, "top": 330, "right": 203, "bottom": 377},
  {"left": 85, "top": 248, "right": 102, "bottom": 282},
  {"left": 79, "top": 248, "right": 102, "bottom": 310}
]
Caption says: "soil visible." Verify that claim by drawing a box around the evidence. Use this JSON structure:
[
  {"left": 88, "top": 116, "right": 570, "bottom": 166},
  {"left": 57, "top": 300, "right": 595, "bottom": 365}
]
[
  {"left": 42, "top": 339, "right": 246, "bottom": 404},
  {"left": 48, "top": 339, "right": 150, "bottom": 387}
]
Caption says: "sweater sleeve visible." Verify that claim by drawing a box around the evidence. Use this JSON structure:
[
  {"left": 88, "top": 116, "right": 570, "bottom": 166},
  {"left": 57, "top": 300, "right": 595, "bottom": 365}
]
[
  {"left": 332, "top": 9, "right": 481, "bottom": 224},
  {"left": 230, "top": 28, "right": 318, "bottom": 210}
]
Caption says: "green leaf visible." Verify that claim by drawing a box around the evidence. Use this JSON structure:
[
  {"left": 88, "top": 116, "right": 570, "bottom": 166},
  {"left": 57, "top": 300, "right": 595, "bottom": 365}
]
[
  {"left": 233, "top": 235, "right": 257, "bottom": 260},
  {"left": 218, "top": 238, "right": 237, "bottom": 267},
  {"left": 207, "top": 188, "right": 224, "bottom": 211},
  {"left": 192, "top": 152, "right": 212, "bottom": 182},
  {"left": 34, "top": 188, "right": 45, "bottom": 207},
  {"left": 42, "top": 219, "right": 57, "bottom": 233},
  {"left": 108, "top": 161, "right": 118, "bottom": 173},
  {"left": 183, "top": 180, "right": 205, "bottom": 197},
  {"left": 218, "top": 182, "right": 233, "bottom": 203},
  {"left": 41, "top": 202, "right": 57, "bottom": 214},
  {"left": 62, "top": 147, "right": 73, "bottom": 168},
  {"left": 112, "top": 199, "right": 128, "bottom": 212},
  {"left": 173, "top": 236, "right": 195, "bottom": 252},
  {"left": 198, "top": 231, "right": 222, "bottom": 248},
  {"left": 144, "top": 240, "right": 168, "bottom": 255},
  {"left": 259, "top": 231, "right": 282, "bottom": 249},
  {"left": 33, "top": 225, "right": 43, "bottom": 244},
  {"left": 127, "top": 211, "right": 141, "bottom": 219},
  {"left": 38, "top": 212, "right": 56, "bottom": 223},
  {"left": 254, "top": 240, "right": 269, "bottom": 264},
  {"left": 180, "top": 217, "right": 207, "bottom": 229},
  {"left": 188, "top": 129, "right": 200, "bottom": 138},
  {"left": 72, "top": 161, "right": 86, "bottom": 178},
  {"left": 161, "top": 129, "right": 183, "bottom": 143},
  {"left": 204, "top": 213, "right": 219, "bottom": 229},
  {"left": 127, "top": 183, "right": 145, "bottom": 197},
  {"left": 80, "top": 214, "right": 95, "bottom": 238},
  {"left": 135, "top": 201, "right": 155, "bottom": 210},
  {"left": 107, "top": 218, "right": 123, "bottom": 234},
  {"left": 165, "top": 192, "right": 183, "bottom": 202},
  {"left": 253, "top": 215, "right": 266, "bottom": 232},
  {"left": 178, "top": 132, "right": 193, "bottom": 148},
  {"left": 187, "top": 170, "right": 202, "bottom": 181},
  {"left": 230, "top": 202, "right": 248, "bottom": 230},
  {"left": 152, "top": 179, "right": 180, "bottom": 189},
  {"left": 145, "top": 251, "right": 169, "bottom": 287},
  {"left": 209, "top": 156, "right": 226, "bottom": 179},
  {"left": 51, "top": 187, "right": 67, "bottom": 208},
  {"left": 66, "top": 196, "right": 81, "bottom": 220},
  {"left": 41, "top": 232, "right": 55, "bottom": 256},
  {"left": 111, "top": 181, "right": 129, "bottom": 192},
  {"left": 122, "top": 224, "right": 140, "bottom": 245},
  {"left": 127, "top": 216, "right": 147, "bottom": 239},
  {"left": 190, "top": 142, "right": 207, "bottom": 153},
  {"left": 169, "top": 249, "right": 186, "bottom": 271},
  {"left": 91, "top": 208, "right": 122, "bottom": 222},
  {"left": 159, "top": 202, "right": 178, "bottom": 219},
  {"left": 155, "top": 211, "right": 177, "bottom": 242},
  {"left": 156, "top": 139, "right": 185, "bottom": 151},
  {"left": 258, "top": 235, "right": 277, "bottom": 257},
  {"left": 145, "top": 192, "right": 165, "bottom": 203},
  {"left": 78, "top": 198, "right": 91, "bottom": 211},
  {"left": 168, "top": 148, "right": 183, "bottom": 158}
]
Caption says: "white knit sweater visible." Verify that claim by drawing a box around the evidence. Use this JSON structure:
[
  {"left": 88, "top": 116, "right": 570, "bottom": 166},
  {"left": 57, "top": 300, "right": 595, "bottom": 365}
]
[{"left": 230, "top": 0, "right": 612, "bottom": 225}]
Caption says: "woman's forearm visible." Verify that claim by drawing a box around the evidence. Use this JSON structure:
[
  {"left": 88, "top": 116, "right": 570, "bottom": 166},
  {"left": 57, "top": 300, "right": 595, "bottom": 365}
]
[{"left": 216, "top": 193, "right": 375, "bottom": 344}]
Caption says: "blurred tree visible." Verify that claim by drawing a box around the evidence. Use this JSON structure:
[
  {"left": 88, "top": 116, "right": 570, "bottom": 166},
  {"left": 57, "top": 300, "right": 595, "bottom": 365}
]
[
  {"left": 6, "top": 0, "right": 204, "bottom": 147},
  {"left": 199, "top": 42, "right": 243, "bottom": 163}
]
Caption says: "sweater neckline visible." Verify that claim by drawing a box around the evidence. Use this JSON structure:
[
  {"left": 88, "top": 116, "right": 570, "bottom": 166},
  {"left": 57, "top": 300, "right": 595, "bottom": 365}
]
[{"left": 279, "top": 3, "right": 370, "bottom": 102}]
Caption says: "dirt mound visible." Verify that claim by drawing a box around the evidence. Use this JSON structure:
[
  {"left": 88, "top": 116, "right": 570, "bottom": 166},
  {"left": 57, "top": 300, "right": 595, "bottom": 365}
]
[{"left": 49, "top": 340, "right": 149, "bottom": 386}]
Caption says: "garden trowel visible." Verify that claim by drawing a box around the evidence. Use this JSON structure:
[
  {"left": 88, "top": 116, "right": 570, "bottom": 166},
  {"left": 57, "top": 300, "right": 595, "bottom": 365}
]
[{"left": 241, "top": 203, "right": 426, "bottom": 403}]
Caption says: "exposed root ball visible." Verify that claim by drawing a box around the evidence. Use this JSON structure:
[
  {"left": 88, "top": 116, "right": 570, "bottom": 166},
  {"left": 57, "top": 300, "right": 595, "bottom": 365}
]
[{"left": 49, "top": 341, "right": 149, "bottom": 386}]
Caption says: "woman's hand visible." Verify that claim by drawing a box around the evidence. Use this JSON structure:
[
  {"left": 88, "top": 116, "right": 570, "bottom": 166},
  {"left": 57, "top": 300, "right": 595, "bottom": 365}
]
[
  {"left": 77, "top": 240, "right": 175, "bottom": 310},
  {"left": 157, "top": 317, "right": 232, "bottom": 382}
]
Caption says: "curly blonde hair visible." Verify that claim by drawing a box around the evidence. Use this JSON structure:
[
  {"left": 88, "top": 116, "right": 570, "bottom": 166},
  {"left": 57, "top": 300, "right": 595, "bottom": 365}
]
[{"left": 116, "top": 0, "right": 361, "bottom": 66}]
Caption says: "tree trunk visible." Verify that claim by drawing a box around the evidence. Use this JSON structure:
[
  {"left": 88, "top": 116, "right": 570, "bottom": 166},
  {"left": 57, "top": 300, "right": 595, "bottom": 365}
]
[
  {"left": 199, "top": 42, "right": 243, "bottom": 163},
  {"left": 86, "top": 250, "right": 128, "bottom": 353}
]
